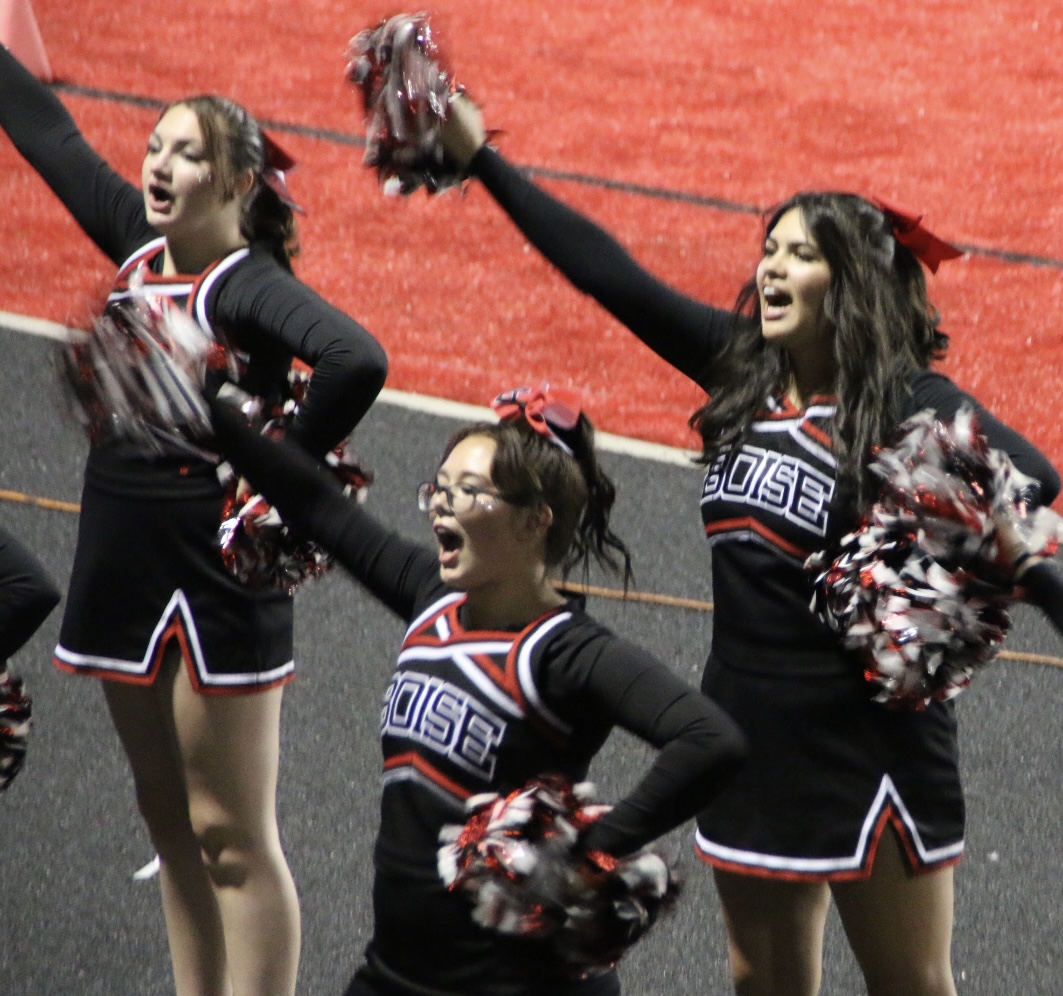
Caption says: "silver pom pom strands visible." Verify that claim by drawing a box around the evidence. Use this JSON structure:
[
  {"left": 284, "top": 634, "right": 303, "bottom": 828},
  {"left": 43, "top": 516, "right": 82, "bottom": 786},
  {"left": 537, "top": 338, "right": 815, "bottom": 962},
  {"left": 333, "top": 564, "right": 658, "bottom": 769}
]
[
  {"left": 437, "top": 775, "right": 679, "bottom": 974},
  {"left": 61, "top": 273, "right": 372, "bottom": 597},
  {"left": 345, "top": 12, "right": 464, "bottom": 196},
  {"left": 61, "top": 268, "right": 234, "bottom": 459},
  {"left": 808, "top": 407, "right": 1062, "bottom": 708},
  {"left": 0, "top": 669, "right": 32, "bottom": 791}
]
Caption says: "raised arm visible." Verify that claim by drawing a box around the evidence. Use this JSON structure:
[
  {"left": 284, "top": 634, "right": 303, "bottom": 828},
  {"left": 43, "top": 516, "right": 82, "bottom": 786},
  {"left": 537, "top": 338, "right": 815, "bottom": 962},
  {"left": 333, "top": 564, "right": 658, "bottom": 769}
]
[
  {"left": 0, "top": 46, "right": 153, "bottom": 262},
  {"left": 547, "top": 630, "right": 746, "bottom": 856},
  {"left": 210, "top": 398, "right": 435, "bottom": 620},
  {"left": 443, "top": 96, "right": 731, "bottom": 384},
  {"left": 211, "top": 253, "right": 388, "bottom": 457}
]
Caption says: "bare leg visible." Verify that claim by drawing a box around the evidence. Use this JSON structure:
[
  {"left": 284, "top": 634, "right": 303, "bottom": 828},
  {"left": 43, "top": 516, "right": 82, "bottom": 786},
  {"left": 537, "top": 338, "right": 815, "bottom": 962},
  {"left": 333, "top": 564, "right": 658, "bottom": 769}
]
[
  {"left": 831, "top": 828, "right": 957, "bottom": 996},
  {"left": 712, "top": 868, "right": 832, "bottom": 996},
  {"left": 171, "top": 658, "right": 300, "bottom": 996},
  {"left": 103, "top": 652, "right": 231, "bottom": 996}
]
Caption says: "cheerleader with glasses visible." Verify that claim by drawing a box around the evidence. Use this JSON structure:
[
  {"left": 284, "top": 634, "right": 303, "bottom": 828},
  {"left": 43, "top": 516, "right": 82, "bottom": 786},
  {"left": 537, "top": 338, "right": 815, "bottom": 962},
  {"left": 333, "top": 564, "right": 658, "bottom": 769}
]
[
  {"left": 0, "top": 46, "right": 387, "bottom": 995},
  {"left": 208, "top": 380, "right": 747, "bottom": 996}
]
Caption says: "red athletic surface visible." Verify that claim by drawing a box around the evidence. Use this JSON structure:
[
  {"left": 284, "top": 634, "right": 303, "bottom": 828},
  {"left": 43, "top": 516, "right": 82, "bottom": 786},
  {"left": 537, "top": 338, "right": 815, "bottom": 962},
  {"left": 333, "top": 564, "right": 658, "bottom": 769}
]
[{"left": 2, "top": 1, "right": 1061, "bottom": 471}]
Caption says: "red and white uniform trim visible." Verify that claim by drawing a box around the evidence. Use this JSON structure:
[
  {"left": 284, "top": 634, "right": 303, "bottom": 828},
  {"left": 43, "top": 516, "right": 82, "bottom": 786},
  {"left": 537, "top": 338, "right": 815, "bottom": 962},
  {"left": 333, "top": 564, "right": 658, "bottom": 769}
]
[{"left": 695, "top": 773, "right": 965, "bottom": 881}]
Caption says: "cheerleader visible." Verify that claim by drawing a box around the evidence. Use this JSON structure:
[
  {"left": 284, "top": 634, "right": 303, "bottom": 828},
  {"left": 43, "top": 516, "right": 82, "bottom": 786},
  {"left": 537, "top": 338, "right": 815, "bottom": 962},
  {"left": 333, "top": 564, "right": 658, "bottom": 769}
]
[
  {"left": 0, "top": 47, "right": 386, "bottom": 995},
  {"left": 209, "top": 382, "right": 747, "bottom": 996},
  {"left": 438, "top": 97, "right": 1060, "bottom": 996}
]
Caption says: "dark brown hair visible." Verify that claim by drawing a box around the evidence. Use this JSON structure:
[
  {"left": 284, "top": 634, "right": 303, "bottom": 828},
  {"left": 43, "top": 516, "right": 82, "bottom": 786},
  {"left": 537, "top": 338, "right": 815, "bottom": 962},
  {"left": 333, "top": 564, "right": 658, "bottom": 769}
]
[
  {"left": 164, "top": 96, "right": 299, "bottom": 270},
  {"left": 690, "top": 191, "right": 949, "bottom": 510},
  {"left": 442, "top": 416, "right": 633, "bottom": 585}
]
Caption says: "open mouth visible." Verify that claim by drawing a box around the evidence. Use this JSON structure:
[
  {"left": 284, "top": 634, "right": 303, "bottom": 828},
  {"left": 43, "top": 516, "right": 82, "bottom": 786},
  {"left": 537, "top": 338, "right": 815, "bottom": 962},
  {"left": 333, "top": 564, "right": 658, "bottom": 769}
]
[
  {"left": 761, "top": 285, "right": 792, "bottom": 318},
  {"left": 434, "top": 524, "right": 464, "bottom": 564},
  {"left": 762, "top": 285, "right": 792, "bottom": 306},
  {"left": 147, "top": 184, "right": 174, "bottom": 210}
]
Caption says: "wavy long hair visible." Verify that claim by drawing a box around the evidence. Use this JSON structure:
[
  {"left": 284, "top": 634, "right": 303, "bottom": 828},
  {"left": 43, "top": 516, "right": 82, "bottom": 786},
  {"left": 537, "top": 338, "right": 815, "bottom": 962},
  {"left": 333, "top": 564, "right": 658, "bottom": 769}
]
[{"left": 690, "top": 192, "right": 949, "bottom": 510}]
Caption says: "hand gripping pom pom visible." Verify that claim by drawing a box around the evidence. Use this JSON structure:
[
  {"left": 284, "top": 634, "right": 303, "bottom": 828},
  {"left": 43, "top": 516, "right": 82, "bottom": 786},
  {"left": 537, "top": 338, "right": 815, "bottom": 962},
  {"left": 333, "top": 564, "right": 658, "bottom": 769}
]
[
  {"left": 215, "top": 369, "right": 374, "bottom": 596},
  {"left": 345, "top": 12, "right": 464, "bottom": 196},
  {"left": 0, "top": 669, "right": 32, "bottom": 791},
  {"left": 808, "top": 407, "right": 1063, "bottom": 707},
  {"left": 437, "top": 775, "right": 680, "bottom": 973},
  {"left": 60, "top": 268, "right": 236, "bottom": 458}
]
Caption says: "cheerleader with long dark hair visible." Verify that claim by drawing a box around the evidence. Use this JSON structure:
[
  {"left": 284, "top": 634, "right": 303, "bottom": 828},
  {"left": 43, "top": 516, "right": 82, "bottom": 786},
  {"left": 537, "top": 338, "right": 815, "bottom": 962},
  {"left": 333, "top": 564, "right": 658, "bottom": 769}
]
[
  {"left": 0, "top": 47, "right": 387, "bottom": 995},
  {"left": 438, "top": 96, "right": 1060, "bottom": 996}
]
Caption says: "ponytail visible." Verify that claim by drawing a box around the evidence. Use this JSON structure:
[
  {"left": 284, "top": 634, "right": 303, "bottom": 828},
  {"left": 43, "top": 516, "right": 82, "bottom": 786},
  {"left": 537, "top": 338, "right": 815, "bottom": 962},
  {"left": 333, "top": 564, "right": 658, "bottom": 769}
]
[{"left": 242, "top": 181, "right": 299, "bottom": 271}]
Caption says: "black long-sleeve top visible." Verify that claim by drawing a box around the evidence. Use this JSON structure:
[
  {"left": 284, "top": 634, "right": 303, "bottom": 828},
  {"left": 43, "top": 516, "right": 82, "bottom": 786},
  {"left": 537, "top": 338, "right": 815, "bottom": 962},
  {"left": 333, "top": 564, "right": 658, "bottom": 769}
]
[
  {"left": 0, "top": 48, "right": 387, "bottom": 496},
  {"left": 1020, "top": 559, "right": 1063, "bottom": 637},
  {"left": 210, "top": 401, "right": 747, "bottom": 989},
  {"left": 211, "top": 402, "right": 746, "bottom": 854},
  {"left": 470, "top": 147, "right": 1059, "bottom": 495},
  {"left": 469, "top": 146, "right": 1062, "bottom": 677},
  {"left": 0, "top": 526, "right": 60, "bottom": 663}
]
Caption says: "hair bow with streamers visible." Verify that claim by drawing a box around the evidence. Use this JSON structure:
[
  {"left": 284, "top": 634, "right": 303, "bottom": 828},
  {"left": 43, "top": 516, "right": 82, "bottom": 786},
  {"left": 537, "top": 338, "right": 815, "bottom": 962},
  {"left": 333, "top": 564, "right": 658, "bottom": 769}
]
[
  {"left": 872, "top": 196, "right": 962, "bottom": 274},
  {"left": 491, "top": 384, "right": 582, "bottom": 455},
  {"left": 262, "top": 132, "right": 304, "bottom": 213}
]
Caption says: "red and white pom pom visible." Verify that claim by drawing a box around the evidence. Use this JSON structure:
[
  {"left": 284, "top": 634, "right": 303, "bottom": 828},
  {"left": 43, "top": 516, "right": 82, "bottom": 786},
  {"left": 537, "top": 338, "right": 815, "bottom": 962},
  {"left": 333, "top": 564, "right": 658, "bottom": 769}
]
[
  {"left": 215, "top": 372, "right": 374, "bottom": 596},
  {"left": 438, "top": 775, "right": 679, "bottom": 972},
  {"left": 61, "top": 268, "right": 235, "bottom": 455},
  {"left": 345, "top": 12, "right": 463, "bottom": 196},
  {"left": 809, "top": 407, "right": 1062, "bottom": 707},
  {"left": 216, "top": 445, "right": 372, "bottom": 597},
  {"left": 0, "top": 669, "right": 32, "bottom": 792}
]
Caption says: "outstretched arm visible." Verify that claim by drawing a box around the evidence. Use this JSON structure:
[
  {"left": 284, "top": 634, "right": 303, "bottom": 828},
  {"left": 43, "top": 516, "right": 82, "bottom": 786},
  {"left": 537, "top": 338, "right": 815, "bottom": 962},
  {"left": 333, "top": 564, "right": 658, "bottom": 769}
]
[
  {"left": 210, "top": 398, "right": 435, "bottom": 620},
  {"left": 0, "top": 47, "right": 154, "bottom": 262},
  {"left": 443, "top": 95, "right": 732, "bottom": 384}
]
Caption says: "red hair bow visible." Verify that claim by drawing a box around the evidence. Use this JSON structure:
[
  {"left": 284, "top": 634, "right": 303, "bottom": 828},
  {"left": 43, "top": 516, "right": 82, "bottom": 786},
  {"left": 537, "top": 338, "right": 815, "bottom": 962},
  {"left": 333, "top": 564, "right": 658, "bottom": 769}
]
[
  {"left": 491, "top": 383, "right": 582, "bottom": 454},
  {"left": 262, "top": 131, "right": 304, "bottom": 214},
  {"left": 872, "top": 196, "right": 962, "bottom": 274}
]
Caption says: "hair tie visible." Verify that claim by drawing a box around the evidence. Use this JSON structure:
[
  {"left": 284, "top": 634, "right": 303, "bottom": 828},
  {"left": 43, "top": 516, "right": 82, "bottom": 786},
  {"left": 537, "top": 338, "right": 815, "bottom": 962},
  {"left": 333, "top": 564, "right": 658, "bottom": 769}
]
[
  {"left": 261, "top": 131, "right": 305, "bottom": 214},
  {"left": 491, "top": 383, "right": 582, "bottom": 455},
  {"left": 872, "top": 196, "right": 962, "bottom": 274}
]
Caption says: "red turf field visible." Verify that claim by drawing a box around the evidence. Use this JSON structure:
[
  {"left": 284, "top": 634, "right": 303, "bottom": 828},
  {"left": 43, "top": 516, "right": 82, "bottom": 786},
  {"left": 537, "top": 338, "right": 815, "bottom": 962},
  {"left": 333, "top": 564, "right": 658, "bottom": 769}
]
[{"left": 2, "top": 1, "right": 1061, "bottom": 468}]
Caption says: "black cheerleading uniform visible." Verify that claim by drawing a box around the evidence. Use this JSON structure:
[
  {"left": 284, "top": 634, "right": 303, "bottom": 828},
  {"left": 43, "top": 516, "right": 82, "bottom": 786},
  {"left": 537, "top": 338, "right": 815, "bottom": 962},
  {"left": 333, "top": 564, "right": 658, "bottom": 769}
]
[
  {"left": 466, "top": 145, "right": 1062, "bottom": 881},
  {"left": 0, "top": 48, "right": 387, "bottom": 693},
  {"left": 209, "top": 403, "right": 747, "bottom": 995}
]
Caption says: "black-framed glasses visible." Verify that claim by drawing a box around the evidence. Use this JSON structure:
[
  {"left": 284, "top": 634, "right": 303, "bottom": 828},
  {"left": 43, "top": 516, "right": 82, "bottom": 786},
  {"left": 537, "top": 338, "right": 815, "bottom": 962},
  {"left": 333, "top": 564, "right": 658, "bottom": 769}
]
[{"left": 416, "top": 481, "right": 502, "bottom": 515}]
